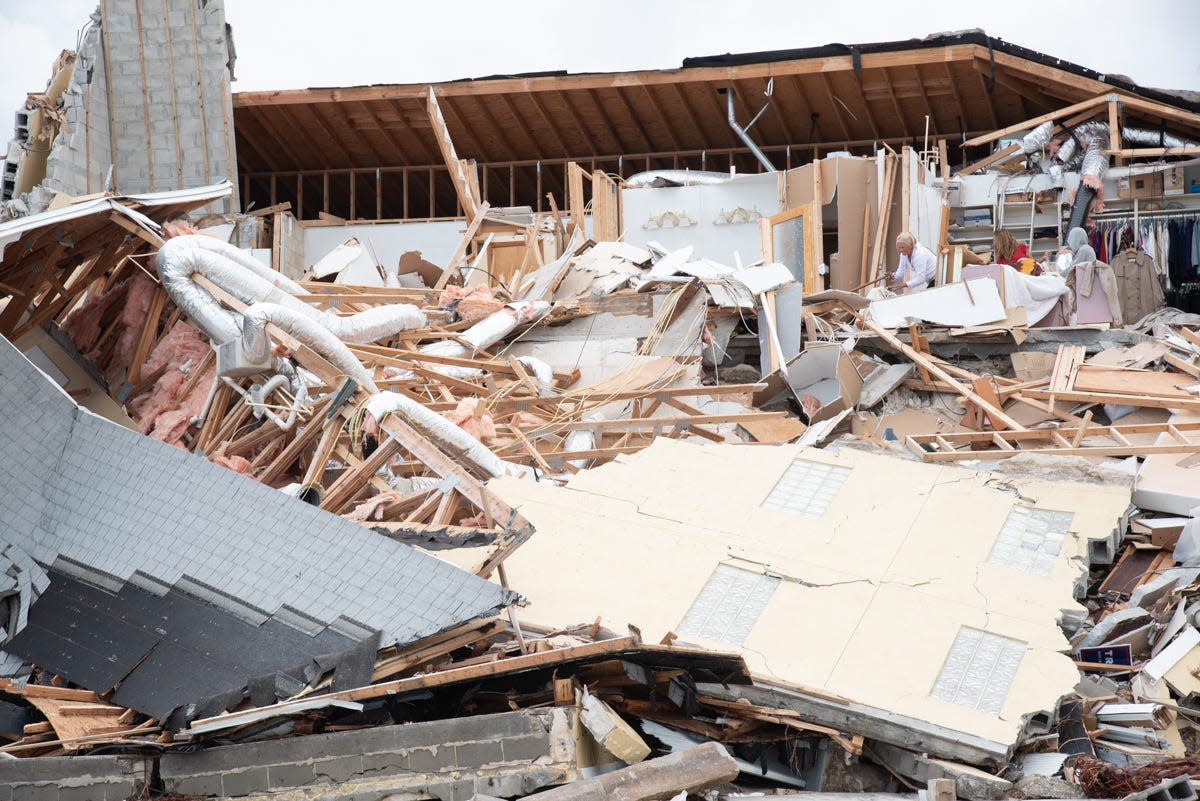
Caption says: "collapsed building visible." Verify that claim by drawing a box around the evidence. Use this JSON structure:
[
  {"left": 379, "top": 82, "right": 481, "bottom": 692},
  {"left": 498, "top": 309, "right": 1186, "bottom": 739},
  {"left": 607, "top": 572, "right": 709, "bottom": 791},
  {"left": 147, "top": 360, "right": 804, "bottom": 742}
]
[{"left": 1, "top": 2, "right": 1200, "bottom": 801}]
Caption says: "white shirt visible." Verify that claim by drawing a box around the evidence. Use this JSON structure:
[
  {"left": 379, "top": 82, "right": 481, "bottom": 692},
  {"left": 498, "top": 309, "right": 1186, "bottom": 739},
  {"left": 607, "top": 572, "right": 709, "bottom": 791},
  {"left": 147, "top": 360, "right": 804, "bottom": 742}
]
[{"left": 892, "top": 244, "right": 937, "bottom": 290}]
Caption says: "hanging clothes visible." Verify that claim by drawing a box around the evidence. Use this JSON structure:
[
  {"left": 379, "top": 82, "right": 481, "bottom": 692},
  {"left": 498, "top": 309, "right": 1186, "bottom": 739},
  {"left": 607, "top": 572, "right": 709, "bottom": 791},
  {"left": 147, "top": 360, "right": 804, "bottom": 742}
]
[{"left": 1108, "top": 249, "right": 1165, "bottom": 325}]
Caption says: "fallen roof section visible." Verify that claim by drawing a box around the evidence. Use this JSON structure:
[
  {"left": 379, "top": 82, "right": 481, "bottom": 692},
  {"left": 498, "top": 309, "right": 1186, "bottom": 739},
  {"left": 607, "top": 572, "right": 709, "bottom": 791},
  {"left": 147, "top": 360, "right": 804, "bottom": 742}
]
[
  {"left": 0, "top": 332, "right": 517, "bottom": 653},
  {"left": 481, "top": 438, "right": 1131, "bottom": 761}
]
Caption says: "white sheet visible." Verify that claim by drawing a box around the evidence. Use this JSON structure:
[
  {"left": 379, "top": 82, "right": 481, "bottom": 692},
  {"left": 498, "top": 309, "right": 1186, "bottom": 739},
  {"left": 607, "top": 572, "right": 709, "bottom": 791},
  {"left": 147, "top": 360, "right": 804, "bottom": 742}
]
[{"left": 867, "top": 279, "right": 1006, "bottom": 328}]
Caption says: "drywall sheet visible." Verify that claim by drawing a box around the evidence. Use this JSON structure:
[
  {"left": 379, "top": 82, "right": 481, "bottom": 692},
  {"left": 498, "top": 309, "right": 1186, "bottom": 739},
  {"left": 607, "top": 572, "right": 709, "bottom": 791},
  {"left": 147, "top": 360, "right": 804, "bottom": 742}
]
[
  {"left": 867, "top": 279, "right": 1005, "bottom": 328},
  {"left": 487, "top": 439, "right": 1128, "bottom": 747}
]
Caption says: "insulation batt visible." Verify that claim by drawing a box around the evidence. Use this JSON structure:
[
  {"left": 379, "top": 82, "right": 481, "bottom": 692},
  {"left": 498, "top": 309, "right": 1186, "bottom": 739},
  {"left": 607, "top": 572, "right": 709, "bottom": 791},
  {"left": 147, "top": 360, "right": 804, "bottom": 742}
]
[
  {"left": 61, "top": 278, "right": 130, "bottom": 354},
  {"left": 130, "top": 321, "right": 212, "bottom": 441},
  {"left": 439, "top": 284, "right": 506, "bottom": 324},
  {"left": 148, "top": 361, "right": 215, "bottom": 448},
  {"left": 107, "top": 273, "right": 158, "bottom": 383},
  {"left": 442, "top": 398, "right": 497, "bottom": 442}
]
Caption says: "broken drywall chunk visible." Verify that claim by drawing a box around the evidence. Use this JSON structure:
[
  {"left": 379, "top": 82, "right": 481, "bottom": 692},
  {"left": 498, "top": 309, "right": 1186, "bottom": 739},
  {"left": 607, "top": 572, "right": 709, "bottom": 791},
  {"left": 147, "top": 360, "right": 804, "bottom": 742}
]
[{"left": 579, "top": 688, "right": 651, "bottom": 763}]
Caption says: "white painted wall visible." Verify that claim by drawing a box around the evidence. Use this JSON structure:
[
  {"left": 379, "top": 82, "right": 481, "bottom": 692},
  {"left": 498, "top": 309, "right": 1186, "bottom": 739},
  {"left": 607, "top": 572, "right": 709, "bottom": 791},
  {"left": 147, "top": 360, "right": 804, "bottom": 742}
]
[
  {"left": 621, "top": 173, "right": 778, "bottom": 266},
  {"left": 303, "top": 219, "right": 466, "bottom": 273}
]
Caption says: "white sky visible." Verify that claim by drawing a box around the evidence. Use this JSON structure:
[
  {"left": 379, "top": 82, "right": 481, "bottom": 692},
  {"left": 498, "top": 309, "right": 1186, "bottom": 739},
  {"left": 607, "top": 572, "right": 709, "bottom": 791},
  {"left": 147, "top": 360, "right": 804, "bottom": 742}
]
[{"left": 2, "top": 0, "right": 1198, "bottom": 140}]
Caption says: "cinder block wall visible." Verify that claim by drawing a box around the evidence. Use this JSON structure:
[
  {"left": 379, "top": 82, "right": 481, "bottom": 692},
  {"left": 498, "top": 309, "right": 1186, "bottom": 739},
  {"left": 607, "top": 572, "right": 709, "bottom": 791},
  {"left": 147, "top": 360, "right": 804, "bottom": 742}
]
[
  {"left": 159, "top": 708, "right": 582, "bottom": 801},
  {"left": 43, "top": 0, "right": 238, "bottom": 214},
  {"left": 0, "top": 754, "right": 144, "bottom": 801}
]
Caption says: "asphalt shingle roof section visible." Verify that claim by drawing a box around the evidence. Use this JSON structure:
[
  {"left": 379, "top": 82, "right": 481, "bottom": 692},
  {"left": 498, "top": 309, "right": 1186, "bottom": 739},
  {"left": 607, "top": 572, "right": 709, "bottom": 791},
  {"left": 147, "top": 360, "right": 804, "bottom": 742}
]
[{"left": 0, "top": 335, "right": 516, "bottom": 649}]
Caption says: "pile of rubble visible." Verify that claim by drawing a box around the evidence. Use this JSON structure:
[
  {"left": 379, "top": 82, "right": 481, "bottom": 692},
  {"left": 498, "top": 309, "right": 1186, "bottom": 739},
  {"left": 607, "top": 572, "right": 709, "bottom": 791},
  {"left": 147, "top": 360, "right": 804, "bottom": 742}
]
[{"left": 1, "top": 87, "right": 1200, "bottom": 801}]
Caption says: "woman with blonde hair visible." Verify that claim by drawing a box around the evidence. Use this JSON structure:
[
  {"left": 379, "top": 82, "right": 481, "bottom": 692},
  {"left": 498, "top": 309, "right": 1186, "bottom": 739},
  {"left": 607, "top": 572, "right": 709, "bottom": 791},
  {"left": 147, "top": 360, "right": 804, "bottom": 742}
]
[{"left": 992, "top": 229, "right": 1029, "bottom": 266}]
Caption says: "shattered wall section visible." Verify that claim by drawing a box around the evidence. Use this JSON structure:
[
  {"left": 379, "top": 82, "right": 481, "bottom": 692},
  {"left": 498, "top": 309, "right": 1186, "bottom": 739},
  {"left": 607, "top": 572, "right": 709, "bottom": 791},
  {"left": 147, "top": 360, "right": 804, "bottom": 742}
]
[{"left": 40, "top": 1, "right": 238, "bottom": 214}]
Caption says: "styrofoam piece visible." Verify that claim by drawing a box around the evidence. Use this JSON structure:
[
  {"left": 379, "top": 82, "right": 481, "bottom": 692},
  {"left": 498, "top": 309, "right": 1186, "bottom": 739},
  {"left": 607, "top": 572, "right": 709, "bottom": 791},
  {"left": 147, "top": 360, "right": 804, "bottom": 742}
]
[
  {"left": 867, "top": 279, "right": 1006, "bottom": 328},
  {"left": 1142, "top": 626, "right": 1200, "bottom": 683}
]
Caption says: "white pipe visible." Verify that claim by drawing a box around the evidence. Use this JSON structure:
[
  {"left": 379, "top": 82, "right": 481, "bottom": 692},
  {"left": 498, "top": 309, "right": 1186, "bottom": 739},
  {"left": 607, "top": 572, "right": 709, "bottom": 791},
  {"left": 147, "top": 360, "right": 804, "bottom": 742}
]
[{"left": 365, "top": 391, "right": 533, "bottom": 479}]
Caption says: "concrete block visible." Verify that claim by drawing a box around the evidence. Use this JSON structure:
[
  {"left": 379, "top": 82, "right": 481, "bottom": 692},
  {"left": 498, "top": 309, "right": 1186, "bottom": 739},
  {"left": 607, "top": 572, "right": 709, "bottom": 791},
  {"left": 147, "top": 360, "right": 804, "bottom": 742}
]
[
  {"left": 455, "top": 739, "right": 506, "bottom": 768},
  {"left": 502, "top": 733, "right": 552, "bottom": 762},
  {"left": 1120, "top": 777, "right": 1197, "bottom": 801},
  {"left": 162, "top": 770, "right": 223, "bottom": 797},
  {"left": 311, "top": 755, "right": 365, "bottom": 784},
  {"left": 11, "top": 785, "right": 53, "bottom": 801},
  {"left": 361, "top": 751, "right": 412, "bottom": 774},
  {"left": 220, "top": 767, "right": 270, "bottom": 797},
  {"left": 407, "top": 746, "right": 450, "bottom": 774},
  {"left": 268, "top": 760, "right": 316, "bottom": 789}
]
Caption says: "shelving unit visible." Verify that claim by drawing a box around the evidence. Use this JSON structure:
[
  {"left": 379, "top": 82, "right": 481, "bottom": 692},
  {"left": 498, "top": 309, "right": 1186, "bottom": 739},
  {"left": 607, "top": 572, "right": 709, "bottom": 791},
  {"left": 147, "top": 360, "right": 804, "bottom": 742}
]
[
  {"left": 946, "top": 201, "right": 995, "bottom": 253},
  {"left": 998, "top": 190, "right": 1064, "bottom": 258}
]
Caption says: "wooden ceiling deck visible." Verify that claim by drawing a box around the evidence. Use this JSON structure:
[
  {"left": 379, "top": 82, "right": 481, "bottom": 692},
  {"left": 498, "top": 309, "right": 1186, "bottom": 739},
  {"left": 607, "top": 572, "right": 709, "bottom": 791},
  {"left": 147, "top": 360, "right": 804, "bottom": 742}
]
[{"left": 232, "top": 34, "right": 1200, "bottom": 220}]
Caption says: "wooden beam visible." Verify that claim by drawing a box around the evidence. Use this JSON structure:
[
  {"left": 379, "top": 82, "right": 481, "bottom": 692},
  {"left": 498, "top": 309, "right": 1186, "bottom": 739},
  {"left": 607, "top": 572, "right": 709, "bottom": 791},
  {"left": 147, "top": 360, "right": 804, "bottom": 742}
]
[
  {"left": 861, "top": 317, "right": 1025, "bottom": 431},
  {"left": 962, "top": 93, "right": 1112, "bottom": 147}
]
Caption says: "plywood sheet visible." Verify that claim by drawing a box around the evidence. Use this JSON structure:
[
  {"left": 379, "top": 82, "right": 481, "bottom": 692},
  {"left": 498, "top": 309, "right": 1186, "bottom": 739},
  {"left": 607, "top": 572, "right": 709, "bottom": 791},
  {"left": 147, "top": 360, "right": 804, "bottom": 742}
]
[{"left": 867, "top": 280, "right": 1006, "bottom": 328}]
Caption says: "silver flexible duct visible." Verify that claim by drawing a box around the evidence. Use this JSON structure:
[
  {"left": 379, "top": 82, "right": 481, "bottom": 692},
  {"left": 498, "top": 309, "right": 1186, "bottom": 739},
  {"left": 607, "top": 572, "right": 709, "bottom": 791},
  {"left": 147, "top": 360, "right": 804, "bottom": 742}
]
[
  {"left": 185, "top": 236, "right": 306, "bottom": 295},
  {"left": 397, "top": 301, "right": 552, "bottom": 380},
  {"left": 624, "top": 170, "right": 735, "bottom": 187}
]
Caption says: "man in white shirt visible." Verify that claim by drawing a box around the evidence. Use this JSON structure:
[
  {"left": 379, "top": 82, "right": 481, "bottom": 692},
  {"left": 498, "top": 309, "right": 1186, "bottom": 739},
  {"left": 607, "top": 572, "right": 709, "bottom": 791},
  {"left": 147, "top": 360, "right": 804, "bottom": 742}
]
[{"left": 888, "top": 232, "right": 937, "bottom": 292}]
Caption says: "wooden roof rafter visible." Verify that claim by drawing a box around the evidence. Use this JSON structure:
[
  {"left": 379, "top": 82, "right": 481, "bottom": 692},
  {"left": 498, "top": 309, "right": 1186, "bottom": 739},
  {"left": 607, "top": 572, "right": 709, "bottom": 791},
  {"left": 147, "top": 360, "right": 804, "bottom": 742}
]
[
  {"left": 880, "top": 67, "right": 912, "bottom": 139},
  {"left": 640, "top": 84, "right": 684, "bottom": 153},
  {"left": 244, "top": 107, "right": 311, "bottom": 173},
  {"left": 495, "top": 92, "right": 545, "bottom": 159},
  {"left": 556, "top": 90, "right": 599, "bottom": 157},
  {"left": 524, "top": 91, "right": 573, "bottom": 157},
  {"left": 586, "top": 88, "right": 633, "bottom": 153},
  {"left": 817, "top": 72, "right": 854, "bottom": 141},
  {"left": 356, "top": 101, "right": 417, "bottom": 167},
  {"left": 298, "top": 103, "right": 357, "bottom": 167},
  {"left": 667, "top": 83, "right": 709, "bottom": 149}
]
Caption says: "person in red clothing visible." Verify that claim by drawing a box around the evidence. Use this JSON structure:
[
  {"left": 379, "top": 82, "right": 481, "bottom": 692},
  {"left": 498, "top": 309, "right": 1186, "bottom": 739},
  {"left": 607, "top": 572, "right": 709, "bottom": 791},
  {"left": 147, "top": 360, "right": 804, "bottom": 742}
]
[{"left": 992, "top": 229, "right": 1029, "bottom": 265}]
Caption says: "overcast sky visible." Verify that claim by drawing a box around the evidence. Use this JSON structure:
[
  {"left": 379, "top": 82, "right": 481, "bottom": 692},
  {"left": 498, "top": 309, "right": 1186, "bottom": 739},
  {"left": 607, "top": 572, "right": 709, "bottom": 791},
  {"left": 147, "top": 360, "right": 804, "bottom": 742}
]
[{"left": 2, "top": 0, "right": 1197, "bottom": 139}]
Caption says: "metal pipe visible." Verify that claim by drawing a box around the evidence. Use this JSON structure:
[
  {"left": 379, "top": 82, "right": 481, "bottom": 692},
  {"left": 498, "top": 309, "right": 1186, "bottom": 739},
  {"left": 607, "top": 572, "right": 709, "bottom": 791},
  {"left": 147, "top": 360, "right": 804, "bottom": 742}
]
[{"left": 724, "top": 90, "right": 775, "bottom": 173}]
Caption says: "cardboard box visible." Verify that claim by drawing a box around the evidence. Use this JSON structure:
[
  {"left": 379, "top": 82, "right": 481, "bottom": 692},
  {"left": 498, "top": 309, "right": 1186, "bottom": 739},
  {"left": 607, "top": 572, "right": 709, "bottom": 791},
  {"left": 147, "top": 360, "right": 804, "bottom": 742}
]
[
  {"left": 962, "top": 208, "right": 993, "bottom": 227},
  {"left": 1117, "top": 173, "right": 1163, "bottom": 200},
  {"left": 783, "top": 343, "right": 864, "bottom": 424}
]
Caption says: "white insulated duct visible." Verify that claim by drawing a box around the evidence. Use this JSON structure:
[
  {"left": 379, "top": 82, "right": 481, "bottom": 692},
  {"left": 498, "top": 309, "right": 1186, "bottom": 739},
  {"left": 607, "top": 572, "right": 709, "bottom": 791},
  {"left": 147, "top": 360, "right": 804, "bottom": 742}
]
[
  {"left": 157, "top": 235, "right": 427, "bottom": 345},
  {"left": 241, "top": 303, "right": 379, "bottom": 393},
  {"left": 184, "top": 235, "right": 306, "bottom": 295},
  {"left": 403, "top": 301, "right": 552, "bottom": 380},
  {"left": 516, "top": 356, "right": 554, "bottom": 396},
  {"left": 364, "top": 391, "right": 533, "bottom": 480}
]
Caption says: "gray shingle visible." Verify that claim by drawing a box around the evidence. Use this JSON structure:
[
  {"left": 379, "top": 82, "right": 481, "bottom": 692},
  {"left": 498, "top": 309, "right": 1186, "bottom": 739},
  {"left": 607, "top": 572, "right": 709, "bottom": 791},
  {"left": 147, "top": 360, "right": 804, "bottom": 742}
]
[{"left": 0, "top": 336, "right": 516, "bottom": 648}]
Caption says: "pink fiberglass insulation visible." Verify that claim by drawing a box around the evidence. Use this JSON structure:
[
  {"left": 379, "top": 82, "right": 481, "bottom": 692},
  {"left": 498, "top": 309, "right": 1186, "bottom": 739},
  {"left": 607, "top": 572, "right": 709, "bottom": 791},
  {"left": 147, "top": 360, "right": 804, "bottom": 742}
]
[
  {"left": 213, "top": 452, "right": 252, "bottom": 475},
  {"left": 147, "top": 361, "right": 215, "bottom": 448},
  {"left": 346, "top": 490, "right": 409, "bottom": 522},
  {"left": 439, "top": 284, "right": 506, "bottom": 324},
  {"left": 61, "top": 278, "right": 130, "bottom": 354},
  {"left": 130, "top": 321, "right": 212, "bottom": 439},
  {"left": 442, "top": 397, "right": 497, "bottom": 442},
  {"left": 106, "top": 273, "right": 159, "bottom": 383}
]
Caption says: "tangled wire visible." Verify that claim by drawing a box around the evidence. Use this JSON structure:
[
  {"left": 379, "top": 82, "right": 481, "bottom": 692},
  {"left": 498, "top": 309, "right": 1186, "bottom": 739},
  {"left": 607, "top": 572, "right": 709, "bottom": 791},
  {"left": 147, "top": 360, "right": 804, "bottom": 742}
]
[{"left": 1070, "top": 755, "right": 1200, "bottom": 798}]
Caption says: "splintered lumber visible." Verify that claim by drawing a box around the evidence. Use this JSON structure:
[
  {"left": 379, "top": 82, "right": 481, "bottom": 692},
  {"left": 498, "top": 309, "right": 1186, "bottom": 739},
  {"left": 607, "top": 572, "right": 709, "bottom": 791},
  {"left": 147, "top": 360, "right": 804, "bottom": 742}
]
[
  {"left": 907, "top": 419, "right": 1200, "bottom": 462},
  {"left": 861, "top": 317, "right": 1024, "bottom": 431},
  {"left": 520, "top": 741, "right": 738, "bottom": 801},
  {"left": 426, "top": 87, "right": 480, "bottom": 220}
]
